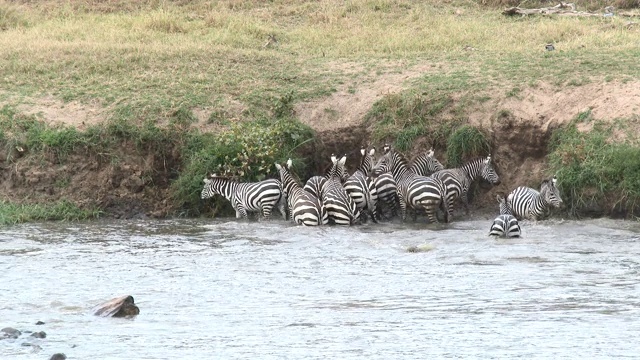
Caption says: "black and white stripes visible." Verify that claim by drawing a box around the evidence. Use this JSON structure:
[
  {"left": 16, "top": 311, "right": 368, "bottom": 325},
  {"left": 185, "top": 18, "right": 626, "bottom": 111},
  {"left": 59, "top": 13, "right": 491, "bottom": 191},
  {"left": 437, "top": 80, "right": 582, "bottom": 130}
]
[
  {"left": 506, "top": 176, "right": 563, "bottom": 221},
  {"left": 489, "top": 194, "right": 521, "bottom": 237},
  {"left": 201, "top": 175, "right": 286, "bottom": 220},
  {"left": 372, "top": 147, "right": 449, "bottom": 223},
  {"left": 275, "top": 159, "right": 328, "bottom": 226}
]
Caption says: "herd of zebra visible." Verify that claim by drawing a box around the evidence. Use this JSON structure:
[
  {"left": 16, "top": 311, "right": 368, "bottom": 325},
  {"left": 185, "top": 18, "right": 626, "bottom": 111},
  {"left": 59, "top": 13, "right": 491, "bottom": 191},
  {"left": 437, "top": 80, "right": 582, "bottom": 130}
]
[{"left": 200, "top": 145, "right": 564, "bottom": 238}]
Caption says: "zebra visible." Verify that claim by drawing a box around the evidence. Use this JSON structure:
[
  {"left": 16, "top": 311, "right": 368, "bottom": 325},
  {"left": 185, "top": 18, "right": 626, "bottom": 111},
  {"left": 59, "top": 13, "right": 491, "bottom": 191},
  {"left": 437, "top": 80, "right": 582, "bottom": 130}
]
[
  {"left": 431, "top": 155, "right": 501, "bottom": 217},
  {"left": 303, "top": 153, "right": 348, "bottom": 200},
  {"left": 344, "top": 147, "right": 378, "bottom": 223},
  {"left": 275, "top": 159, "right": 328, "bottom": 226},
  {"left": 201, "top": 175, "right": 286, "bottom": 220},
  {"left": 506, "top": 176, "right": 563, "bottom": 221},
  {"left": 489, "top": 194, "right": 521, "bottom": 237},
  {"left": 321, "top": 154, "right": 361, "bottom": 225},
  {"left": 410, "top": 148, "right": 444, "bottom": 177},
  {"left": 372, "top": 147, "right": 450, "bottom": 223},
  {"left": 372, "top": 172, "right": 399, "bottom": 220},
  {"left": 370, "top": 144, "right": 399, "bottom": 220}
]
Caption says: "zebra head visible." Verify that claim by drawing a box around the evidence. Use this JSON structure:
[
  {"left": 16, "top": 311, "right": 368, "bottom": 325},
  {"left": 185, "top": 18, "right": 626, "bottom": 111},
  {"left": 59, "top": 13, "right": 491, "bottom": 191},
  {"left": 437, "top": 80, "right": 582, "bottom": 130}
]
[
  {"left": 358, "top": 147, "right": 376, "bottom": 175},
  {"left": 410, "top": 148, "right": 443, "bottom": 176},
  {"left": 328, "top": 154, "right": 349, "bottom": 182},
  {"left": 496, "top": 193, "right": 512, "bottom": 215},
  {"left": 201, "top": 174, "right": 225, "bottom": 199},
  {"left": 481, "top": 155, "right": 501, "bottom": 185},
  {"left": 541, "top": 176, "right": 563, "bottom": 208},
  {"left": 371, "top": 150, "right": 392, "bottom": 177}
]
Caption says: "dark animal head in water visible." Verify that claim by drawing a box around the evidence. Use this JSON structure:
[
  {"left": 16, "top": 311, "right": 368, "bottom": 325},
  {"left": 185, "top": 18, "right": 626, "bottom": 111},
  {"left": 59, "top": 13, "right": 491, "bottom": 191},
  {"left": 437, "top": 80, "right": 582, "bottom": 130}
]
[{"left": 93, "top": 295, "right": 140, "bottom": 318}]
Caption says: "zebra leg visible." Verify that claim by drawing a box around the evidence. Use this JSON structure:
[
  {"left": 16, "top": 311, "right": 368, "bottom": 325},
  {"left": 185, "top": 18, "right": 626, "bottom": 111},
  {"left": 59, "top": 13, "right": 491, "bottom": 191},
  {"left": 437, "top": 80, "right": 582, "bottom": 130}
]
[
  {"left": 235, "top": 204, "right": 248, "bottom": 219},
  {"left": 426, "top": 207, "right": 438, "bottom": 224},
  {"left": 262, "top": 204, "right": 273, "bottom": 221},
  {"left": 398, "top": 195, "right": 408, "bottom": 222}
]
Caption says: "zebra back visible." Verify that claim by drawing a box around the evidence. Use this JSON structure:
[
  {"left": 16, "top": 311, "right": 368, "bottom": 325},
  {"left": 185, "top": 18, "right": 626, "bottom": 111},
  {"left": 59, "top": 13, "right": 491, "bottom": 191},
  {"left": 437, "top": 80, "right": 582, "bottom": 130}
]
[
  {"left": 410, "top": 148, "right": 444, "bottom": 176},
  {"left": 372, "top": 148, "right": 448, "bottom": 223},
  {"left": 323, "top": 154, "right": 361, "bottom": 225},
  {"left": 489, "top": 214, "right": 521, "bottom": 237},
  {"left": 275, "top": 160, "right": 328, "bottom": 226}
]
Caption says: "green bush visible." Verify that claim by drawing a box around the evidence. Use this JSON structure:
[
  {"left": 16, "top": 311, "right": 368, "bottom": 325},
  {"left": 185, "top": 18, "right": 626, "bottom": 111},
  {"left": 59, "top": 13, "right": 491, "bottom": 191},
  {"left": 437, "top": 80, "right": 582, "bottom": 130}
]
[
  {"left": 445, "top": 125, "right": 491, "bottom": 167},
  {"left": 170, "top": 117, "right": 314, "bottom": 216},
  {"left": 549, "top": 120, "right": 640, "bottom": 216}
]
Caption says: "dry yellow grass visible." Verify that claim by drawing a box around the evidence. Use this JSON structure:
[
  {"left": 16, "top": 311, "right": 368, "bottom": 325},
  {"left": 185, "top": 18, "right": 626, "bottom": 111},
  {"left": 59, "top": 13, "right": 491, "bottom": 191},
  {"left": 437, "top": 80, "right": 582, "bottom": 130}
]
[{"left": 0, "top": 0, "right": 638, "bottom": 125}]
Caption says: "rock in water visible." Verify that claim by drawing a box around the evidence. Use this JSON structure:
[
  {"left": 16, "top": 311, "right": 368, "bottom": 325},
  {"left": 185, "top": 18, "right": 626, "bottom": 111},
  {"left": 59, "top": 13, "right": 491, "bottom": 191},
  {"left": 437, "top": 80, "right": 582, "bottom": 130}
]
[
  {"left": 406, "top": 244, "right": 435, "bottom": 253},
  {"left": 49, "top": 354, "right": 67, "bottom": 360},
  {"left": 92, "top": 295, "right": 140, "bottom": 317}
]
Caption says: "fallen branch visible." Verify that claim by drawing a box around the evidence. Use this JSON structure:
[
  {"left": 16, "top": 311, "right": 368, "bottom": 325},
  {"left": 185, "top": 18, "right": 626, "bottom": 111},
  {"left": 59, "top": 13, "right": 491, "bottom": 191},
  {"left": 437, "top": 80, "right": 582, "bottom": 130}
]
[{"left": 502, "top": 2, "right": 639, "bottom": 18}]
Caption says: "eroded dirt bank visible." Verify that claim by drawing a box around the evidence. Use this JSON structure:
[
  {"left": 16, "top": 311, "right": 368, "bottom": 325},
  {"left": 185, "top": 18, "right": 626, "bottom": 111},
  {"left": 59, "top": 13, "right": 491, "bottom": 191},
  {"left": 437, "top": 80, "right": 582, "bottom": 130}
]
[{"left": 2, "top": 79, "right": 639, "bottom": 219}]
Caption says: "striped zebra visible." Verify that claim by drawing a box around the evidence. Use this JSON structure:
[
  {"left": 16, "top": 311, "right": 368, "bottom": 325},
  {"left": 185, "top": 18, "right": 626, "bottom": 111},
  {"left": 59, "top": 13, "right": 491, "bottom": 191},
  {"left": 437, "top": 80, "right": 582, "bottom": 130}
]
[
  {"left": 303, "top": 153, "right": 348, "bottom": 200},
  {"left": 489, "top": 194, "right": 521, "bottom": 237},
  {"left": 201, "top": 175, "right": 286, "bottom": 220},
  {"left": 506, "top": 176, "right": 563, "bottom": 221},
  {"left": 373, "top": 172, "right": 399, "bottom": 220},
  {"left": 411, "top": 148, "right": 444, "bottom": 177},
  {"left": 322, "top": 154, "right": 361, "bottom": 225},
  {"left": 431, "top": 156, "right": 500, "bottom": 217},
  {"left": 275, "top": 159, "right": 328, "bottom": 226},
  {"left": 344, "top": 147, "right": 378, "bottom": 223},
  {"left": 372, "top": 148, "right": 449, "bottom": 223},
  {"left": 371, "top": 144, "right": 399, "bottom": 220}
]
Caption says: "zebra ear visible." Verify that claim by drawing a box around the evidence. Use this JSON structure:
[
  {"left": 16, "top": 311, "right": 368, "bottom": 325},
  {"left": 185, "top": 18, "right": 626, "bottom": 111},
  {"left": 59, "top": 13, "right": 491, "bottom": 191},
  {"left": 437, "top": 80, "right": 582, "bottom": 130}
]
[
  {"left": 339, "top": 155, "right": 347, "bottom": 165},
  {"left": 552, "top": 176, "right": 558, "bottom": 186},
  {"left": 331, "top": 154, "right": 337, "bottom": 163},
  {"left": 496, "top": 194, "right": 502, "bottom": 203},
  {"left": 369, "top": 147, "right": 376, "bottom": 156},
  {"left": 427, "top": 148, "right": 434, "bottom": 157},
  {"left": 287, "top": 158, "right": 293, "bottom": 168},
  {"left": 275, "top": 163, "right": 282, "bottom": 171},
  {"left": 360, "top": 148, "right": 366, "bottom": 156},
  {"left": 485, "top": 155, "right": 491, "bottom": 163}
]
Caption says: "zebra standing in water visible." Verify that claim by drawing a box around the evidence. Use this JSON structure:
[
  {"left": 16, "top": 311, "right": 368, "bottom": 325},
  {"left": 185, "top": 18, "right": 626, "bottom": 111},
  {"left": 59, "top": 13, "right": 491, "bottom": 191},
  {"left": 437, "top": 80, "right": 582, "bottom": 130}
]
[
  {"left": 201, "top": 175, "right": 286, "bottom": 220},
  {"left": 344, "top": 147, "right": 378, "bottom": 223},
  {"left": 275, "top": 159, "right": 328, "bottom": 226},
  {"left": 506, "top": 176, "right": 563, "bottom": 221},
  {"left": 372, "top": 148, "right": 449, "bottom": 223},
  {"left": 322, "top": 155, "right": 361, "bottom": 225},
  {"left": 489, "top": 194, "right": 521, "bottom": 237},
  {"left": 410, "top": 148, "right": 444, "bottom": 177},
  {"left": 371, "top": 144, "right": 400, "bottom": 220},
  {"left": 431, "top": 155, "right": 501, "bottom": 218},
  {"left": 303, "top": 153, "right": 349, "bottom": 200}
]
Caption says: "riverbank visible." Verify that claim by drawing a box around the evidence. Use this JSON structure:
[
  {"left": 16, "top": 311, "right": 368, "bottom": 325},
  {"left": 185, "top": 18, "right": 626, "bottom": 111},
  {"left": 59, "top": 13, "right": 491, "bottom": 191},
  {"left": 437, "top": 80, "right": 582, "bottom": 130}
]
[{"left": 1, "top": 0, "right": 639, "bottom": 222}]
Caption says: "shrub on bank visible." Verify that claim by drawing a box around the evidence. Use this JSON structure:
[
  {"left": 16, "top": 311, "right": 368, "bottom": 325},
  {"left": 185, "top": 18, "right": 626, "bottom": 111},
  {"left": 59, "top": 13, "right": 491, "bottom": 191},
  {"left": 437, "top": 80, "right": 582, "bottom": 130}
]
[{"left": 549, "top": 116, "right": 640, "bottom": 217}]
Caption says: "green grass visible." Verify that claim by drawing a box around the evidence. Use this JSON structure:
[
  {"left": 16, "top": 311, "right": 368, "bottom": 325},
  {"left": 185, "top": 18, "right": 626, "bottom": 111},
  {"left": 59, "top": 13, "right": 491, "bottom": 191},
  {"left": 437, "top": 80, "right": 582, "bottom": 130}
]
[
  {"left": 549, "top": 116, "right": 640, "bottom": 216},
  {"left": 446, "top": 125, "right": 491, "bottom": 167},
  {"left": 1, "top": 1, "right": 639, "bottom": 128},
  {"left": 0, "top": 200, "right": 101, "bottom": 225}
]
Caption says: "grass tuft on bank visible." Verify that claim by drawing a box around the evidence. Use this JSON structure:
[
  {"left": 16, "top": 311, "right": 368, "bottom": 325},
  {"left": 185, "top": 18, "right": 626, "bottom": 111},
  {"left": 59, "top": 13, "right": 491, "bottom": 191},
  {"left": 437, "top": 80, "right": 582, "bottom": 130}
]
[
  {"left": 549, "top": 114, "right": 640, "bottom": 217},
  {"left": 0, "top": 200, "right": 101, "bottom": 225}
]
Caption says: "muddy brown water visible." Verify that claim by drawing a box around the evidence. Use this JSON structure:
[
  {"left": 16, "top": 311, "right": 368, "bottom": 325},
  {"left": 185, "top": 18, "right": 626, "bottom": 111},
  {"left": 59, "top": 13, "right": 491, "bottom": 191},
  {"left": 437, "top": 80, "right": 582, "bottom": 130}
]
[{"left": 1, "top": 218, "right": 640, "bottom": 359}]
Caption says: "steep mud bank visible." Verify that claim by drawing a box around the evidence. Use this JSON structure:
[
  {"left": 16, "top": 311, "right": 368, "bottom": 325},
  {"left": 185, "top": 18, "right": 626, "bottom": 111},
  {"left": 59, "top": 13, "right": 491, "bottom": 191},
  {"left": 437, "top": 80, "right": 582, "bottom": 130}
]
[{"left": 0, "top": 144, "right": 179, "bottom": 219}]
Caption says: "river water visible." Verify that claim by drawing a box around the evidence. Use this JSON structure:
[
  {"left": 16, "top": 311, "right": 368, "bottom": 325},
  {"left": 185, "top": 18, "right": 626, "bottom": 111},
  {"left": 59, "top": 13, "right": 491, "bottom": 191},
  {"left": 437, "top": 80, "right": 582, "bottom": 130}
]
[{"left": 1, "top": 217, "right": 640, "bottom": 359}]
